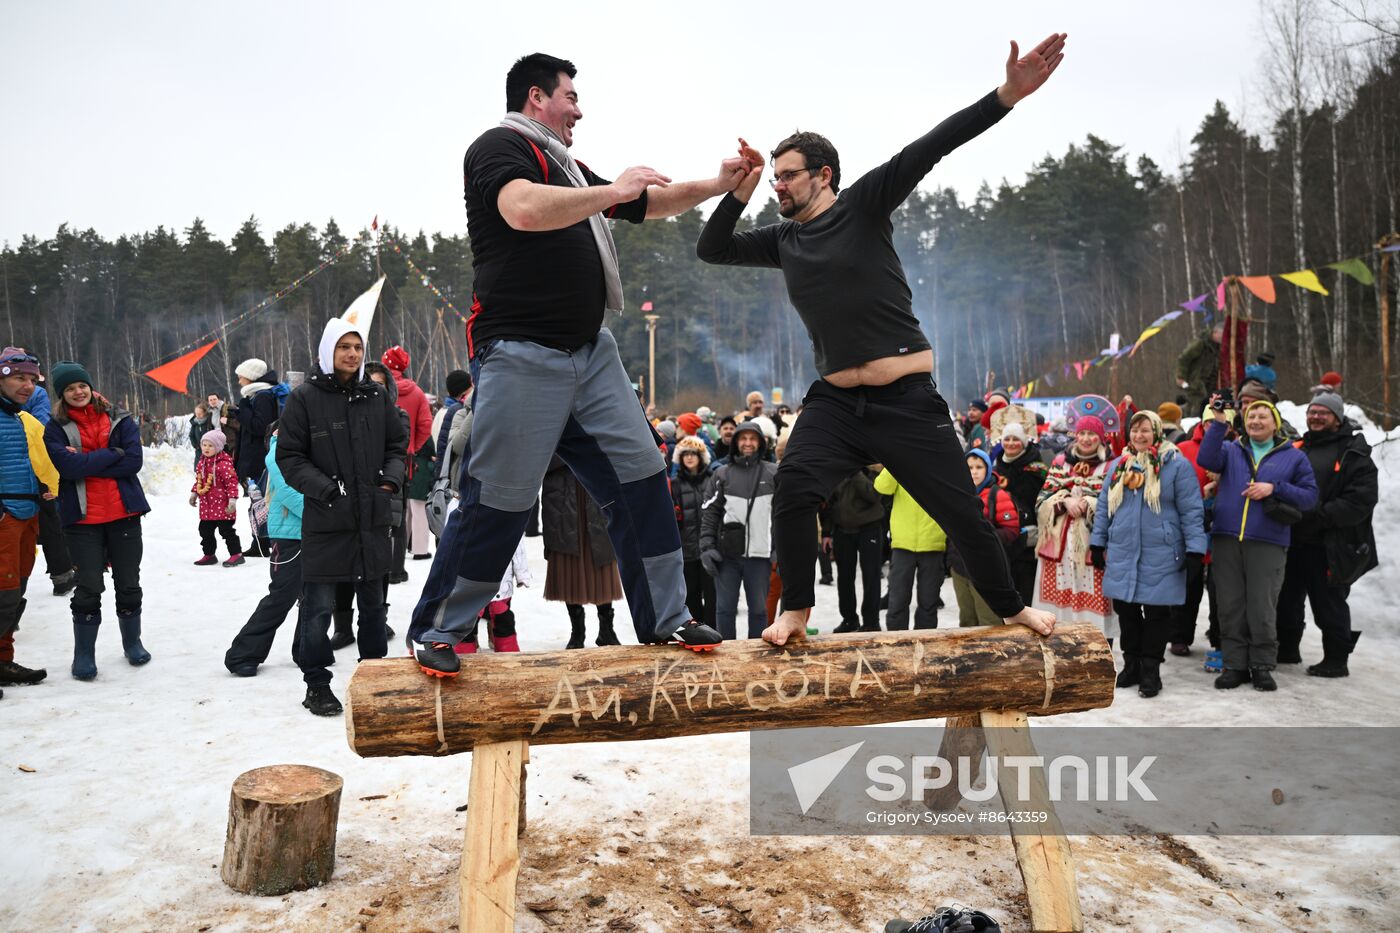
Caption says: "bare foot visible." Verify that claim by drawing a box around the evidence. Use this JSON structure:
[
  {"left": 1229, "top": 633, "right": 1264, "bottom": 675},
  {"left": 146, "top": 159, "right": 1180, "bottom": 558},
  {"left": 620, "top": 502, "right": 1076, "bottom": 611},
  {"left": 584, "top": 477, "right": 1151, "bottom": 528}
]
[
  {"left": 762, "top": 609, "right": 810, "bottom": 646},
  {"left": 1005, "top": 607, "right": 1056, "bottom": 637}
]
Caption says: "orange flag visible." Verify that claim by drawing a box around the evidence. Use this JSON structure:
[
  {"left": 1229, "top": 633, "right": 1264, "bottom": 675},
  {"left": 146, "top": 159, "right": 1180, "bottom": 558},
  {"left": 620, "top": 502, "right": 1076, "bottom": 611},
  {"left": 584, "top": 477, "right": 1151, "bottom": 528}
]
[
  {"left": 1238, "top": 275, "right": 1276, "bottom": 304},
  {"left": 144, "top": 340, "right": 219, "bottom": 393}
]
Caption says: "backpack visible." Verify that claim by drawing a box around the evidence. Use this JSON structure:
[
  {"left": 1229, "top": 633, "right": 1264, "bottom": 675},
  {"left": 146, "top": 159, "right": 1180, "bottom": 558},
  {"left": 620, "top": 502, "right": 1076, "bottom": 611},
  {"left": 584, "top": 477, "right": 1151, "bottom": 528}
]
[{"left": 272, "top": 381, "right": 291, "bottom": 413}]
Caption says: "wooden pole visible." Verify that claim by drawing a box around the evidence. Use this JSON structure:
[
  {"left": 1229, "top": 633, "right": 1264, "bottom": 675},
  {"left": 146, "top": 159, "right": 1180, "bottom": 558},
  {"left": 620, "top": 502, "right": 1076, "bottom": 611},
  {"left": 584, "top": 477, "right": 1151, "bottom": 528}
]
[
  {"left": 645, "top": 313, "right": 659, "bottom": 409},
  {"left": 344, "top": 624, "right": 1114, "bottom": 758},
  {"left": 1379, "top": 234, "right": 1398, "bottom": 431},
  {"left": 460, "top": 739, "right": 527, "bottom": 933}
]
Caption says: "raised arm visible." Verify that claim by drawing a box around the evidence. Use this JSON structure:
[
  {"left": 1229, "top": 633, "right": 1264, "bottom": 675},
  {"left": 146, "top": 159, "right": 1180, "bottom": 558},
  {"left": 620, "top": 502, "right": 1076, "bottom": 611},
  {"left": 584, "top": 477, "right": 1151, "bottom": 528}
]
[
  {"left": 846, "top": 33, "right": 1066, "bottom": 215},
  {"left": 645, "top": 157, "right": 751, "bottom": 219},
  {"left": 697, "top": 139, "right": 783, "bottom": 267}
]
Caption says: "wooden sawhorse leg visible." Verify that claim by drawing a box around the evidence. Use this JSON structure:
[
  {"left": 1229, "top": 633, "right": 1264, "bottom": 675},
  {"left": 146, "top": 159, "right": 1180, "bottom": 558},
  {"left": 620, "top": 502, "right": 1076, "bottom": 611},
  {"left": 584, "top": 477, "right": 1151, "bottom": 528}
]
[{"left": 461, "top": 739, "right": 529, "bottom": 933}]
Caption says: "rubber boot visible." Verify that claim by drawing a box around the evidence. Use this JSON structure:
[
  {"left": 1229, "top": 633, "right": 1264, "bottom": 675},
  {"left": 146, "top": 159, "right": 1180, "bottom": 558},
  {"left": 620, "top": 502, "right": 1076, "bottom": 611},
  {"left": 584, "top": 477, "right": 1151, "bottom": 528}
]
[
  {"left": 117, "top": 610, "right": 151, "bottom": 666},
  {"left": 72, "top": 612, "right": 100, "bottom": 681},
  {"left": 595, "top": 603, "right": 621, "bottom": 647},
  {"left": 1115, "top": 655, "right": 1141, "bottom": 688},
  {"left": 328, "top": 609, "right": 355, "bottom": 650},
  {"left": 490, "top": 609, "right": 520, "bottom": 652},
  {"left": 1137, "top": 659, "right": 1162, "bottom": 698},
  {"left": 565, "top": 603, "right": 586, "bottom": 649}
]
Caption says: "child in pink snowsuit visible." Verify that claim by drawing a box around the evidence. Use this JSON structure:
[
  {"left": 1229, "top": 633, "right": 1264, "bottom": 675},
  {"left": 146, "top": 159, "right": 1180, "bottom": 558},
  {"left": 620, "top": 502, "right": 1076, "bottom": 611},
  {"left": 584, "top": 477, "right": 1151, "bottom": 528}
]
[{"left": 190, "top": 430, "right": 244, "bottom": 567}]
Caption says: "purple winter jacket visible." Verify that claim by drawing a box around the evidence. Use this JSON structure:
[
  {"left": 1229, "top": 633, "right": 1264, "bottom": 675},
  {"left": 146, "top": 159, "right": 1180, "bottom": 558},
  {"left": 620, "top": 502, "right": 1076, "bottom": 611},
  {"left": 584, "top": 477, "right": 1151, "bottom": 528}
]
[{"left": 1196, "top": 420, "right": 1318, "bottom": 548}]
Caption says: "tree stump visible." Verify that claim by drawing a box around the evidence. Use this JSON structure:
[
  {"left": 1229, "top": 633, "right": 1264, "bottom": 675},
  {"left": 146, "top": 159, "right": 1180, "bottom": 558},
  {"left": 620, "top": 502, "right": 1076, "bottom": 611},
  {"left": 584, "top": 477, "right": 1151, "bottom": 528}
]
[{"left": 220, "top": 764, "right": 343, "bottom": 896}]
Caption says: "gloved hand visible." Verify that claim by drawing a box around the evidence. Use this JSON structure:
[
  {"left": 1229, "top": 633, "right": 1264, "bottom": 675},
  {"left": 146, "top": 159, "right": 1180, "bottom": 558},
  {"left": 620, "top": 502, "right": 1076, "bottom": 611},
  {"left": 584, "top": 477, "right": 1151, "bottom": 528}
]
[
  {"left": 700, "top": 548, "right": 723, "bottom": 577},
  {"left": 188, "top": 493, "right": 197, "bottom": 507},
  {"left": 1089, "top": 546, "right": 1106, "bottom": 570},
  {"left": 225, "top": 500, "right": 237, "bottom": 516}
]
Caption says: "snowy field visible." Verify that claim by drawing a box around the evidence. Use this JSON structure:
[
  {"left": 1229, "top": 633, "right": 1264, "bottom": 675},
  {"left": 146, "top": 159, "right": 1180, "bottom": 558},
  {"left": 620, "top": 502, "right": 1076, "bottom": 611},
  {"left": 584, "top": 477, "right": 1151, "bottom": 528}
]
[{"left": 3, "top": 405, "right": 1398, "bottom": 932}]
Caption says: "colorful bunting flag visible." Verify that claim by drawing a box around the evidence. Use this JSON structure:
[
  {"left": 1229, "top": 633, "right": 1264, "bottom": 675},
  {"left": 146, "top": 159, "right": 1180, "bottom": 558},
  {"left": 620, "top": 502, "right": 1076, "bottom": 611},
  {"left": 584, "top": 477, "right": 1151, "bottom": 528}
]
[
  {"left": 144, "top": 340, "right": 219, "bottom": 394},
  {"left": 1181, "top": 293, "right": 1208, "bottom": 313},
  {"left": 1216, "top": 279, "right": 1227, "bottom": 311},
  {"left": 1238, "top": 275, "right": 1276, "bottom": 303},
  {"left": 1280, "top": 270, "right": 1329, "bottom": 296},
  {"left": 1327, "top": 257, "right": 1374, "bottom": 286}
]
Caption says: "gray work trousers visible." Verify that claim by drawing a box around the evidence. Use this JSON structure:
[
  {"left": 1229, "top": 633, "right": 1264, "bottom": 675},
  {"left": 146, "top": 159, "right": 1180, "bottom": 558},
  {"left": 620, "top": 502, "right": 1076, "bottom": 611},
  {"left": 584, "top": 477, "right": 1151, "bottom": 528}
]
[
  {"left": 1211, "top": 535, "right": 1287, "bottom": 671},
  {"left": 885, "top": 548, "right": 944, "bottom": 630}
]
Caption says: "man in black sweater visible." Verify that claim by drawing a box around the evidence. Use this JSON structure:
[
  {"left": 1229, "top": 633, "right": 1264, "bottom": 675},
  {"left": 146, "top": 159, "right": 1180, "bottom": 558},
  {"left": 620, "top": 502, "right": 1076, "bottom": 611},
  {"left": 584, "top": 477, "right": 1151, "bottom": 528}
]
[{"left": 697, "top": 34, "right": 1066, "bottom": 645}]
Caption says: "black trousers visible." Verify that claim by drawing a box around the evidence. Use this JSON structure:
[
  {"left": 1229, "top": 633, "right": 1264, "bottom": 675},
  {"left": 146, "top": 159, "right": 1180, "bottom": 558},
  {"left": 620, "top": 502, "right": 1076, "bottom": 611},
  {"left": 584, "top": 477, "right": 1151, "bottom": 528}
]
[
  {"left": 37, "top": 497, "right": 73, "bottom": 577},
  {"left": 225, "top": 539, "right": 302, "bottom": 670},
  {"left": 1010, "top": 549, "right": 1037, "bottom": 608},
  {"left": 834, "top": 521, "right": 883, "bottom": 628},
  {"left": 775, "top": 375, "right": 1020, "bottom": 617},
  {"left": 1168, "top": 555, "right": 1207, "bottom": 646},
  {"left": 67, "top": 516, "right": 143, "bottom": 617},
  {"left": 1276, "top": 541, "right": 1353, "bottom": 663},
  {"left": 1113, "top": 600, "right": 1172, "bottom": 663},
  {"left": 295, "top": 578, "right": 386, "bottom": 686},
  {"left": 198, "top": 519, "right": 242, "bottom": 556},
  {"left": 391, "top": 486, "right": 409, "bottom": 574},
  {"left": 682, "top": 558, "right": 716, "bottom": 628}
]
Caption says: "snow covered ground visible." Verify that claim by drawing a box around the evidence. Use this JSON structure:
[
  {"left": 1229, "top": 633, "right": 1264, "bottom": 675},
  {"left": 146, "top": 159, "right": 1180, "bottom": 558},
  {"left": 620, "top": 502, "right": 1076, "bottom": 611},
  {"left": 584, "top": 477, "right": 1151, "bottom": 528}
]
[{"left": 2, "top": 407, "right": 1398, "bottom": 932}]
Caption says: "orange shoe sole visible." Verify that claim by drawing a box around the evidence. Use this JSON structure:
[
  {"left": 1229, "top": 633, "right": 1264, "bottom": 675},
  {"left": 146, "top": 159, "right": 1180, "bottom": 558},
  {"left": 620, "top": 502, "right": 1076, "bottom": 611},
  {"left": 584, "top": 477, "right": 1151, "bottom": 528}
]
[
  {"left": 673, "top": 642, "right": 719, "bottom": 652},
  {"left": 419, "top": 665, "right": 460, "bottom": 678}
]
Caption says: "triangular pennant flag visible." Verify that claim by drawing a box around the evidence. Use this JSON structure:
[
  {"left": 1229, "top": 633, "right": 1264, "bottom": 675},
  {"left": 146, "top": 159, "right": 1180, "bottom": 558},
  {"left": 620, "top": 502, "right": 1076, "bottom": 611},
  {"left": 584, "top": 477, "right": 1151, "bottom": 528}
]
[
  {"left": 1327, "top": 257, "right": 1374, "bottom": 286},
  {"left": 342, "top": 275, "right": 385, "bottom": 337},
  {"left": 1383, "top": 244, "right": 1400, "bottom": 253},
  {"left": 1216, "top": 279, "right": 1227, "bottom": 311},
  {"left": 1181, "top": 293, "right": 1209, "bottom": 313},
  {"left": 144, "top": 340, "right": 219, "bottom": 394},
  {"left": 1238, "top": 275, "right": 1277, "bottom": 303},
  {"left": 1161, "top": 310, "right": 1183, "bottom": 321},
  {"left": 640, "top": 301, "right": 654, "bottom": 312},
  {"left": 1073, "top": 361, "right": 1089, "bottom": 380},
  {"left": 1280, "top": 270, "right": 1329, "bottom": 296}
]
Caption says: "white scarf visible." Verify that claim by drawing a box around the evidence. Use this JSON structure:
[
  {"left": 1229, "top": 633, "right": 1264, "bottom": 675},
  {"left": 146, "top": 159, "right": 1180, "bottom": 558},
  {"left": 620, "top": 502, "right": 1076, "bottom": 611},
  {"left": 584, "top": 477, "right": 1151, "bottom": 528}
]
[{"left": 499, "top": 112, "right": 624, "bottom": 313}]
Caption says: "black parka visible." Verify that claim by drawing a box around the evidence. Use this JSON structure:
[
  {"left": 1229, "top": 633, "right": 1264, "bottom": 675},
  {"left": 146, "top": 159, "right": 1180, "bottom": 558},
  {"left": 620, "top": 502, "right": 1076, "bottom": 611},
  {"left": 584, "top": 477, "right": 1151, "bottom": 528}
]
[
  {"left": 1293, "top": 420, "right": 1379, "bottom": 586},
  {"left": 542, "top": 456, "right": 615, "bottom": 567},
  {"left": 275, "top": 371, "right": 407, "bottom": 583},
  {"left": 671, "top": 467, "right": 712, "bottom": 561}
]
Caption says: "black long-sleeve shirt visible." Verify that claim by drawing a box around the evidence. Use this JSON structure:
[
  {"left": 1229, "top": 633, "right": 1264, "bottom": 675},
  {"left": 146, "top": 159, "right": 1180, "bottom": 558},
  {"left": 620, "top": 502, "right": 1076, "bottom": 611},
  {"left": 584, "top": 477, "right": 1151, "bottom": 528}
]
[{"left": 697, "top": 90, "right": 1011, "bottom": 375}]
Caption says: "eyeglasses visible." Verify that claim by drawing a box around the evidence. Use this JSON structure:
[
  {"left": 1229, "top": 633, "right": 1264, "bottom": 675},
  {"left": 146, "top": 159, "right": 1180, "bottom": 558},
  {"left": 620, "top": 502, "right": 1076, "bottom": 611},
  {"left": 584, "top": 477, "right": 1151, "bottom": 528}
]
[
  {"left": 0, "top": 352, "right": 39, "bottom": 365},
  {"left": 769, "top": 167, "right": 820, "bottom": 189}
]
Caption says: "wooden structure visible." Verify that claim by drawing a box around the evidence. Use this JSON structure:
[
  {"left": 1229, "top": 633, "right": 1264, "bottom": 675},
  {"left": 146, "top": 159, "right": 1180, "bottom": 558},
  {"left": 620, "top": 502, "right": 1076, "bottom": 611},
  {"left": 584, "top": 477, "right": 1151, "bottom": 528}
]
[
  {"left": 220, "top": 764, "right": 343, "bottom": 896},
  {"left": 346, "top": 623, "right": 1114, "bottom": 933}
]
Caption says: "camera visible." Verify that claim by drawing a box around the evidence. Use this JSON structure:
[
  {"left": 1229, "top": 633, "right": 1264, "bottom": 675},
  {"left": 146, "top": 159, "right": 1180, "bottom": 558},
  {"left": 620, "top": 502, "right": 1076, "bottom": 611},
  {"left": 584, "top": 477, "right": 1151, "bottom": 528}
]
[{"left": 1210, "top": 388, "right": 1234, "bottom": 412}]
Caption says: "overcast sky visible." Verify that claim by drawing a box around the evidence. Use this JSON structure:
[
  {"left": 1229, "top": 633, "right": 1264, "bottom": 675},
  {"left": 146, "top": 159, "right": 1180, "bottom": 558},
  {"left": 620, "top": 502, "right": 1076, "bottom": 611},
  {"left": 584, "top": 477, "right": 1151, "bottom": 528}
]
[{"left": 2, "top": 0, "right": 1273, "bottom": 247}]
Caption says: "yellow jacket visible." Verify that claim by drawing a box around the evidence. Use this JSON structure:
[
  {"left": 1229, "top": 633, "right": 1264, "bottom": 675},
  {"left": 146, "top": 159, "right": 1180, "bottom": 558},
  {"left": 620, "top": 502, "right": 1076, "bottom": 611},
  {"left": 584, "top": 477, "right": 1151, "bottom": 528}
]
[
  {"left": 873, "top": 469, "right": 946, "bottom": 553},
  {"left": 21, "top": 411, "right": 59, "bottom": 496}
]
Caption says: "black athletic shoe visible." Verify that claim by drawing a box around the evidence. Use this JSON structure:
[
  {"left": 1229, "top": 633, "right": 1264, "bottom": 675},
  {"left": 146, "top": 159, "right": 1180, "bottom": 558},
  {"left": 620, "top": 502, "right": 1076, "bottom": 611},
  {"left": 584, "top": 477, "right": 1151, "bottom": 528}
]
[
  {"left": 416, "top": 643, "right": 461, "bottom": 677},
  {"left": 832, "top": 620, "right": 860, "bottom": 634},
  {"left": 302, "top": 684, "right": 343, "bottom": 716},
  {"left": 0, "top": 660, "right": 48, "bottom": 686},
  {"left": 818, "top": 576, "right": 833, "bottom": 586},
  {"left": 387, "top": 570, "right": 410, "bottom": 585},
  {"left": 51, "top": 569, "right": 77, "bottom": 596},
  {"left": 885, "top": 904, "right": 1003, "bottom": 932},
  {"left": 666, "top": 619, "right": 722, "bottom": 652},
  {"left": 1250, "top": 667, "right": 1278, "bottom": 691},
  {"left": 1214, "top": 669, "right": 1251, "bottom": 689},
  {"left": 412, "top": 553, "right": 432, "bottom": 560},
  {"left": 228, "top": 663, "right": 258, "bottom": 677}
]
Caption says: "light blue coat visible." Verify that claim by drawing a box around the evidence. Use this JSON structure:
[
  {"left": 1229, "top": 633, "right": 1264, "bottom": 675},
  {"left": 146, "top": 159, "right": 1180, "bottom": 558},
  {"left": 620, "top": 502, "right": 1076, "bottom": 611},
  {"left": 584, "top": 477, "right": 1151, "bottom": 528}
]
[
  {"left": 1090, "top": 449, "right": 1208, "bottom": 606},
  {"left": 262, "top": 435, "right": 303, "bottom": 541}
]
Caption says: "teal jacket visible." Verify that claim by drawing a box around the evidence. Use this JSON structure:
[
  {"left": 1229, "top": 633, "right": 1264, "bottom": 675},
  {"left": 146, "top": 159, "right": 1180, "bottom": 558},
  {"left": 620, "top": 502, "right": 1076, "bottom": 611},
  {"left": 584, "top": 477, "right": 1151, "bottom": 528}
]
[{"left": 262, "top": 435, "right": 303, "bottom": 540}]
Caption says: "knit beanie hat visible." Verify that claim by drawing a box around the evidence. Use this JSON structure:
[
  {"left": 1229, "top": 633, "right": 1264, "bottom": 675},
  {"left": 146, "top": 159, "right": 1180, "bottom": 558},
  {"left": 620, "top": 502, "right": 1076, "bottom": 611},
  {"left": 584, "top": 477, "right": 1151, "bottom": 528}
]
[
  {"left": 1245, "top": 398, "right": 1284, "bottom": 432},
  {"left": 1237, "top": 378, "right": 1272, "bottom": 404},
  {"left": 1075, "top": 415, "right": 1107, "bottom": 443},
  {"left": 1156, "top": 402, "right": 1183, "bottom": 424},
  {"left": 381, "top": 345, "right": 410, "bottom": 373},
  {"left": 968, "top": 399, "right": 989, "bottom": 413},
  {"left": 445, "top": 369, "right": 472, "bottom": 398},
  {"left": 235, "top": 358, "right": 269, "bottom": 381},
  {"left": 1308, "top": 392, "right": 1345, "bottom": 423},
  {"left": 49, "top": 360, "right": 94, "bottom": 397},
  {"left": 1320, "top": 371, "right": 1343, "bottom": 389},
  {"left": 1000, "top": 421, "right": 1027, "bottom": 443},
  {"left": 677, "top": 412, "right": 702, "bottom": 435},
  {"left": 696, "top": 406, "right": 714, "bottom": 422},
  {"left": 656, "top": 420, "right": 677, "bottom": 440},
  {"left": 200, "top": 429, "right": 226, "bottom": 452},
  {"left": 0, "top": 347, "right": 41, "bottom": 378}
]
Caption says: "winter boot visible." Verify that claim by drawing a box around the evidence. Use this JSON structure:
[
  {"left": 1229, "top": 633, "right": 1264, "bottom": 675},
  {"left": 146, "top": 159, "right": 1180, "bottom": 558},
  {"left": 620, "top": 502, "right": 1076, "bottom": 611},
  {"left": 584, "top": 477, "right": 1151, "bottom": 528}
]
[
  {"left": 328, "top": 610, "right": 355, "bottom": 651},
  {"left": 416, "top": 642, "right": 461, "bottom": 677},
  {"left": 1250, "top": 667, "right": 1278, "bottom": 691},
  {"left": 51, "top": 569, "right": 77, "bottom": 596},
  {"left": 489, "top": 610, "right": 520, "bottom": 652},
  {"left": 832, "top": 619, "right": 861, "bottom": 634},
  {"left": 302, "top": 683, "right": 343, "bottom": 716},
  {"left": 0, "top": 596, "right": 46, "bottom": 686},
  {"left": 116, "top": 610, "right": 151, "bottom": 666},
  {"left": 1203, "top": 649, "right": 1223, "bottom": 673},
  {"left": 665, "top": 618, "right": 723, "bottom": 652},
  {"left": 1137, "top": 659, "right": 1162, "bottom": 698},
  {"left": 222, "top": 552, "right": 245, "bottom": 568},
  {"left": 1169, "top": 642, "right": 1191, "bottom": 657},
  {"left": 1115, "top": 655, "right": 1141, "bottom": 688},
  {"left": 1214, "top": 668, "right": 1251, "bottom": 689},
  {"left": 72, "top": 612, "right": 101, "bottom": 681},
  {"left": 193, "top": 554, "right": 218, "bottom": 566},
  {"left": 565, "top": 604, "right": 587, "bottom": 649},
  {"left": 595, "top": 604, "right": 621, "bottom": 647}
]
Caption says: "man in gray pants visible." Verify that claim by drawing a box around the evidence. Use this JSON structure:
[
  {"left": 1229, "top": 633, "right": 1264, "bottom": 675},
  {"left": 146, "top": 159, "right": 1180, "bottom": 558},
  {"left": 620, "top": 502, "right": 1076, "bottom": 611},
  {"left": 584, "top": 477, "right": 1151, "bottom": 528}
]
[{"left": 410, "top": 52, "right": 747, "bottom": 674}]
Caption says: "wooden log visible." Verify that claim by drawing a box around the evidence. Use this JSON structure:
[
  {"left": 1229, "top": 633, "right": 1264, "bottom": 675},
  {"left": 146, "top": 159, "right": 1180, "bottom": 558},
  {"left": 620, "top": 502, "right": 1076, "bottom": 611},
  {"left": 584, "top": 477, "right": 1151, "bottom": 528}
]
[
  {"left": 981, "top": 710, "right": 1083, "bottom": 933},
  {"left": 461, "top": 739, "right": 526, "bottom": 933},
  {"left": 346, "top": 623, "right": 1113, "bottom": 758},
  {"left": 220, "top": 765, "right": 343, "bottom": 896}
]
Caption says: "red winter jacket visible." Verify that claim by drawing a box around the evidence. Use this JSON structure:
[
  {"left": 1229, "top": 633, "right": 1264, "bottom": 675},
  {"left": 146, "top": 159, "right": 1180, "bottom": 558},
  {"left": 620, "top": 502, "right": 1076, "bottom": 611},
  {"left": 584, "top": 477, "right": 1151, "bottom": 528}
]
[
  {"left": 69, "top": 403, "right": 138, "bottom": 525},
  {"left": 980, "top": 482, "right": 1023, "bottom": 546},
  {"left": 393, "top": 374, "right": 434, "bottom": 473},
  {"left": 193, "top": 451, "right": 240, "bottom": 520}
]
